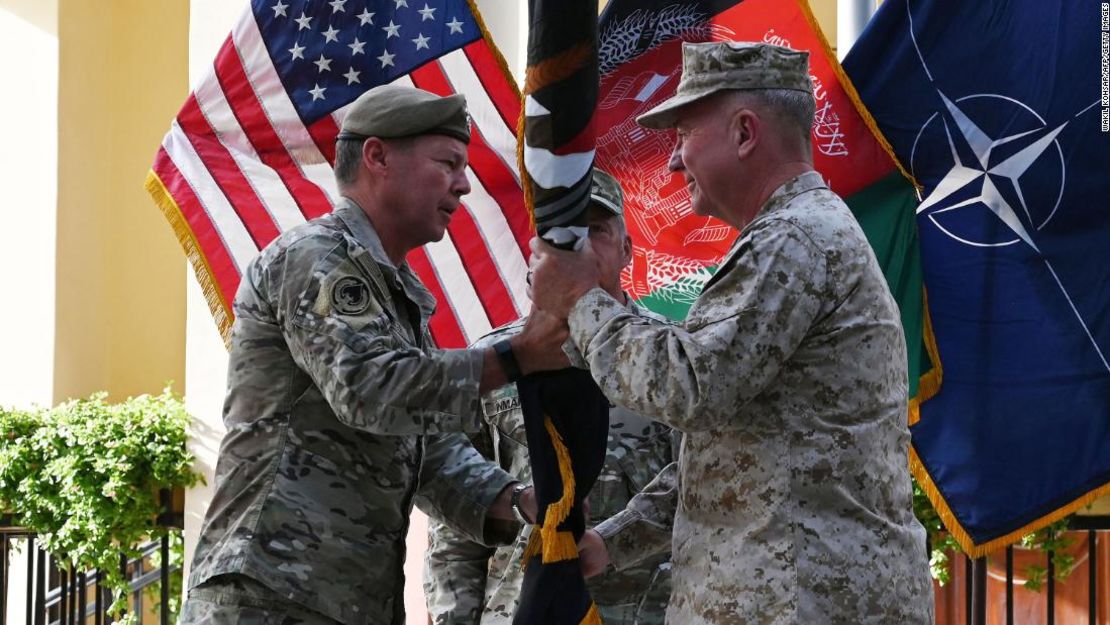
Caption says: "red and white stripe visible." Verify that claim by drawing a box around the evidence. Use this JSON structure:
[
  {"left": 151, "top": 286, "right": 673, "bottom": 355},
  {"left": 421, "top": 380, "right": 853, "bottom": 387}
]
[{"left": 152, "top": 7, "right": 530, "bottom": 348}]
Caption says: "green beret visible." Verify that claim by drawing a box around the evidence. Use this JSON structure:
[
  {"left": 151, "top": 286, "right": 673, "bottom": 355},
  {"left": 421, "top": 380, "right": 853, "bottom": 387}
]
[
  {"left": 338, "top": 84, "right": 471, "bottom": 143},
  {"left": 638, "top": 41, "right": 812, "bottom": 129},
  {"left": 589, "top": 168, "right": 624, "bottom": 216}
]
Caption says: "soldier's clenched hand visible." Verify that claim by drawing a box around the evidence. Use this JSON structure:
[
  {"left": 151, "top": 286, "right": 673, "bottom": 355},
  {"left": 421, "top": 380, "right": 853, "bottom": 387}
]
[{"left": 528, "top": 237, "right": 601, "bottom": 319}]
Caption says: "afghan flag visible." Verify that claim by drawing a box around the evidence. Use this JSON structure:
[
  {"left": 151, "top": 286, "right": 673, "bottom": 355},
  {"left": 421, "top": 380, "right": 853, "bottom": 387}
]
[
  {"left": 595, "top": 0, "right": 940, "bottom": 421},
  {"left": 515, "top": 1, "right": 608, "bottom": 624}
]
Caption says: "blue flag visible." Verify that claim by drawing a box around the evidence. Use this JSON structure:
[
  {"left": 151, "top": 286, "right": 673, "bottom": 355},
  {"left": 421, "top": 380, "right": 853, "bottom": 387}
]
[{"left": 844, "top": 0, "right": 1110, "bottom": 555}]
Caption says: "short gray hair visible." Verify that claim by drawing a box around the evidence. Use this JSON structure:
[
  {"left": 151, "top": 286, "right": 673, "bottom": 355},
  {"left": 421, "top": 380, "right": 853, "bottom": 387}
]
[
  {"left": 334, "top": 138, "right": 364, "bottom": 186},
  {"left": 733, "top": 88, "right": 815, "bottom": 144},
  {"left": 334, "top": 136, "right": 419, "bottom": 186}
]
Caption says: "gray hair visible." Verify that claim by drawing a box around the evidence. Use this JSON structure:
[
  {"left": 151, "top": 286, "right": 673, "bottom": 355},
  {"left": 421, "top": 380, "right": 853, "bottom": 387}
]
[
  {"left": 733, "top": 89, "right": 815, "bottom": 145},
  {"left": 333, "top": 138, "right": 364, "bottom": 186},
  {"left": 334, "top": 136, "right": 419, "bottom": 187}
]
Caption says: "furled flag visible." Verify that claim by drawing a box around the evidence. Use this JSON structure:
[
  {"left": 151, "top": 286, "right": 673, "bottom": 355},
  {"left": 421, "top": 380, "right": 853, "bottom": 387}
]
[
  {"left": 594, "top": 0, "right": 939, "bottom": 419},
  {"left": 145, "top": 0, "right": 529, "bottom": 350},
  {"left": 515, "top": 1, "right": 609, "bottom": 624},
  {"left": 844, "top": 0, "right": 1110, "bottom": 556}
]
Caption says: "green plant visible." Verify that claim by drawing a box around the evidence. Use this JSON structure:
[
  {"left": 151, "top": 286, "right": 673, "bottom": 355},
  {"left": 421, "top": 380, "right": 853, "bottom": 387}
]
[
  {"left": 1018, "top": 520, "right": 1075, "bottom": 591},
  {"left": 913, "top": 479, "right": 1074, "bottom": 591},
  {"left": 912, "top": 480, "right": 961, "bottom": 584},
  {"left": 0, "top": 389, "right": 201, "bottom": 623}
]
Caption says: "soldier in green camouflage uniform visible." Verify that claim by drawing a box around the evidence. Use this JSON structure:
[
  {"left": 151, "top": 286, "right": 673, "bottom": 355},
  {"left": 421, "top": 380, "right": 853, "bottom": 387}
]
[
  {"left": 180, "top": 85, "right": 565, "bottom": 625},
  {"left": 528, "top": 42, "right": 935, "bottom": 625},
  {"left": 423, "top": 170, "right": 676, "bottom": 625}
]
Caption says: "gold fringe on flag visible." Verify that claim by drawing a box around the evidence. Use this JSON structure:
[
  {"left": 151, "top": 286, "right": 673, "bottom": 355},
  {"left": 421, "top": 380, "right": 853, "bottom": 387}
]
[
  {"left": 144, "top": 169, "right": 234, "bottom": 348},
  {"left": 908, "top": 289, "right": 944, "bottom": 426},
  {"left": 462, "top": 0, "right": 537, "bottom": 231},
  {"left": 465, "top": 0, "right": 522, "bottom": 99},
  {"left": 910, "top": 446, "right": 1110, "bottom": 557}
]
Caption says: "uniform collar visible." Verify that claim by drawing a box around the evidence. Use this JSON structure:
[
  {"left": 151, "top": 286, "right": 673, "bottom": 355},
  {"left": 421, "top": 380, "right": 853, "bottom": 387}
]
[
  {"left": 753, "top": 170, "right": 827, "bottom": 222},
  {"left": 335, "top": 196, "right": 395, "bottom": 272},
  {"left": 712, "top": 171, "right": 827, "bottom": 279},
  {"left": 334, "top": 196, "right": 438, "bottom": 320}
]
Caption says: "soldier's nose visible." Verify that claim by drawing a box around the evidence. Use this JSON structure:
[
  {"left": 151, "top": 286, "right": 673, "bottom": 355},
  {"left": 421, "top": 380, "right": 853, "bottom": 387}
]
[{"left": 667, "top": 145, "right": 683, "bottom": 172}]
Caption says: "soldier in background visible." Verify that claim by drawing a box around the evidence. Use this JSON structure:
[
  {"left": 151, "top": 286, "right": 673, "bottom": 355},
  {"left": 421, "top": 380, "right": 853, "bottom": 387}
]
[
  {"left": 180, "top": 85, "right": 568, "bottom": 625},
  {"left": 424, "top": 169, "right": 676, "bottom": 625},
  {"left": 528, "top": 42, "right": 935, "bottom": 625}
]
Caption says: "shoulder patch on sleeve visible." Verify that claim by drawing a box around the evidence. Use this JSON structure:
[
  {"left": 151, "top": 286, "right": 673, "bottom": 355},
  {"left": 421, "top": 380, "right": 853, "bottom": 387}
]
[
  {"left": 332, "top": 276, "right": 372, "bottom": 315},
  {"left": 312, "top": 271, "right": 383, "bottom": 320}
]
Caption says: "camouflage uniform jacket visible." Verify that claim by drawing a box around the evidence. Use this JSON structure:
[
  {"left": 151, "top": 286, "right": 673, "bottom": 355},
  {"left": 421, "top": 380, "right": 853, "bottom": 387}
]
[
  {"left": 187, "top": 197, "right": 516, "bottom": 625},
  {"left": 424, "top": 305, "right": 678, "bottom": 625},
  {"left": 566, "top": 172, "right": 935, "bottom": 625}
]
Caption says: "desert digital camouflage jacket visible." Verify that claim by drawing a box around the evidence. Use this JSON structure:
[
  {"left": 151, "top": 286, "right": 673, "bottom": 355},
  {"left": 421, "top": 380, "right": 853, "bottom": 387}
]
[
  {"left": 424, "top": 307, "right": 678, "bottom": 625},
  {"left": 187, "top": 198, "right": 515, "bottom": 625},
  {"left": 567, "top": 172, "right": 935, "bottom": 625}
]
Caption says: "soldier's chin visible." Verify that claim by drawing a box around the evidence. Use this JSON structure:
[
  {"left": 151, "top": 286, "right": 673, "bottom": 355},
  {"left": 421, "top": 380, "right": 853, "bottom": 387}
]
[{"left": 690, "top": 198, "right": 711, "bottom": 217}]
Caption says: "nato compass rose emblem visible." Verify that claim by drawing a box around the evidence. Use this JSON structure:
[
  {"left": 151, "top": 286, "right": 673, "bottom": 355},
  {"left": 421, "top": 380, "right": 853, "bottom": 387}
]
[
  {"left": 904, "top": 0, "right": 1109, "bottom": 372},
  {"left": 910, "top": 92, "right": 1067, "bottom": 252}
]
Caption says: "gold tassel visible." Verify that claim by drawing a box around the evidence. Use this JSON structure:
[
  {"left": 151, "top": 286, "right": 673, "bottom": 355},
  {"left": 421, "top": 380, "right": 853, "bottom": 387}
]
[
  {"left": 540, "top": 416, "right": 579, "bottom": 563},
  {"left": 520, "top": 526, "right": 542, "bottom": 572},
  {"left": 578, "top": 602, "right": 602, "bottom": 625},
  {"left": 542, "top": 530, "right": 579, "bottom": 563}
]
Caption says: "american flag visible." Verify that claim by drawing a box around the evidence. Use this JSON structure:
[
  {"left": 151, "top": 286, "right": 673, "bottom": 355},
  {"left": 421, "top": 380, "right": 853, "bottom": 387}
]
[{"left": 146, "top": 0, "right": 530, "bottom": 348}]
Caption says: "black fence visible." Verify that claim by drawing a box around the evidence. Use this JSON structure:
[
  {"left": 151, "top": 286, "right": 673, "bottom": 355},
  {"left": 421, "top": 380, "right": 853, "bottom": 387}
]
[
  {"left": 940, "top": 514, "right": 1108, "bottom": 625},
  {"left": 0, "top": 491, "right": 182, "bottom": 625},
  {"left": 0, "top": 508, "right": 1103, "bottom": 624}
]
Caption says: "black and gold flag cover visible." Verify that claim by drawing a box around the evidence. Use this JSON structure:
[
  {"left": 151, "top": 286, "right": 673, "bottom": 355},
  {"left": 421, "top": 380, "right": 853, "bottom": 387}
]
[{"left": 516, "top": 0, "right": 607, "bottom": 624}]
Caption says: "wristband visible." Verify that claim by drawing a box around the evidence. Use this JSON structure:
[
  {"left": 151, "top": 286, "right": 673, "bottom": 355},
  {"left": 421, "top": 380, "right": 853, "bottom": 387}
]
[{"left": 493, "top": 338, "right": 523, "bottom": 383}]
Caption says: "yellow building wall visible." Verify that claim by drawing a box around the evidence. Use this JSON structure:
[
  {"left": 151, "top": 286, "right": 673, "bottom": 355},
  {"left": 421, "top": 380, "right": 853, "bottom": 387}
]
[
  {"left": 53, "top": 0, "right": 190, "bottom": 403},
  {"left": 811, "top": 0, "right": 838, "bottom": 54}
]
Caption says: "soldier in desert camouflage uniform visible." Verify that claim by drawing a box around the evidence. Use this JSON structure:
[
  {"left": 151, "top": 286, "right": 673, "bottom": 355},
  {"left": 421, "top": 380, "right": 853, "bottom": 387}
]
[
  {"left": 180, "top": 85, "right": 567, "bottom": 625},
  {"left": 529, "top": 42, "right": 935, "bottom": 625},
  {"left": 423, "top": 169, "right": 676, "bottom": 625}
]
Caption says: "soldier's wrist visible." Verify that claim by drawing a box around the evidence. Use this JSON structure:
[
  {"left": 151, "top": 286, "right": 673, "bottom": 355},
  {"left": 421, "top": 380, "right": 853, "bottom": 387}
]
[
  {"left": 510, "top": 482, "right": 535, "bottom": 524},
  {"left": 492, "top": 338, "right": 523, "bottom": 383}
]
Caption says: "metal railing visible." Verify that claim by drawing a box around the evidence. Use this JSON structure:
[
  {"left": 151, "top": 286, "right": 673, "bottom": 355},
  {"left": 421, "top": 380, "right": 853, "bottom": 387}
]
[
  {"left": 0, "top": 490, "right": 182, "bottom": 625},
  {"left": 938, "top": 515, "right": 1108, "bottom": 625}
]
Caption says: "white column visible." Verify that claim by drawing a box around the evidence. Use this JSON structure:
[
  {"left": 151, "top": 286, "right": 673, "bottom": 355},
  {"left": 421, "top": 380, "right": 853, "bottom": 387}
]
[
  {"left": 475, "top": 0, "right": 527, "bottom": 83},
  {"left": 836, "top": 0, "right": 874, "bottom": 60},
  {"left": 0, "top": 1, "right": 57, "bottom": 411},
  {"left": 181, "top": 0, "right": 240, "bottom": 591},
  {"left": 0, "top": 3, "right": 57, "bottom": 621}
]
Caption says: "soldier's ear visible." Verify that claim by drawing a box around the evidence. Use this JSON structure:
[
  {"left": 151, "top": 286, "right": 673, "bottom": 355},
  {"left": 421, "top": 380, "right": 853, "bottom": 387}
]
[
  {"left": 730, "top": 108, "right": 760, "bottom": 160},
  {"left": 362, "top": 137, "right": 389, "bottom": 172},
  {"left": 620, "top": 233, "right": 633, "bottom": 268}
]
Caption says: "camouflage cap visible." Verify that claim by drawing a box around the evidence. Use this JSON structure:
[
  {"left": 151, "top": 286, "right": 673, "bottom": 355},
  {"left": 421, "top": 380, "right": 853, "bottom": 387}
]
[
  {"left": 637, "top": 41, "right": 812, "bottom": 129},
  {"left": 337, "top": 84, "right": 471, "bottom": 143},
  {"left": 589, "top": 168, "right": 624, "bottom": 216}
]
